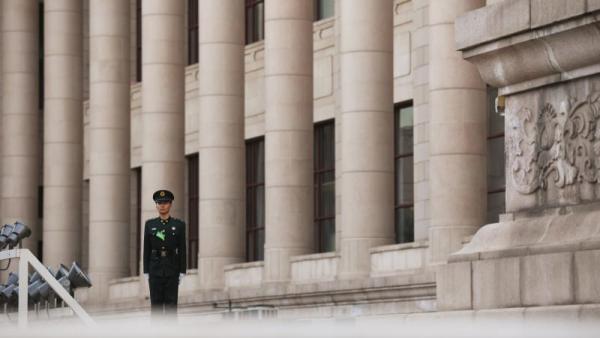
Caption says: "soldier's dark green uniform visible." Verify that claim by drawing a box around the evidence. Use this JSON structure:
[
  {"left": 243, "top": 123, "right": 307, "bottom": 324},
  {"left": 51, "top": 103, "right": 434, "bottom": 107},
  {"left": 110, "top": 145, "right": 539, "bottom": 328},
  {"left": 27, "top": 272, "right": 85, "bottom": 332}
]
[{"left": 143, "top": 190, "right": 186, "bottom": 316}]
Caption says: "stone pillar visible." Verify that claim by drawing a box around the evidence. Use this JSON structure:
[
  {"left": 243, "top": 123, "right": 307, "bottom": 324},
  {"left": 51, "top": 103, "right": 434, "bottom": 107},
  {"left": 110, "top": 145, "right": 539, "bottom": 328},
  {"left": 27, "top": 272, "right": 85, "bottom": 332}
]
[
  {"left": 88, "top": 0, "right": 130, "bottom": 302},
  {"left": 263, "top": 0, "right": 314, "bottom": 283},
  {"left": 83, "top": 0, "right": 90, "bottom": 100},
  {"left": 428, "top": 0, "right": 487, "bottom": 264},
  {"left": 42, "top": 0, "right": 83, "bottom": 269},
  {"left": 338, "top": 0, "right": 395, "bottom": 280},
  {"left": 334, "top": 0, "right": 342, "bottom": 253},
  {"left": 0, "top": 2, "right": 3, "bottom": 202},
  {"left": 197, "top": 0, "right": 245, "bottom": 289},
  {"left": 140, "top": 0, "right": 185, "bottom": 238},
  {"left": 1, "top": 0, "right": 40, "bottom": 256},
  {"left": 411, "top": 0, "right": 432, "bottom": 242}
]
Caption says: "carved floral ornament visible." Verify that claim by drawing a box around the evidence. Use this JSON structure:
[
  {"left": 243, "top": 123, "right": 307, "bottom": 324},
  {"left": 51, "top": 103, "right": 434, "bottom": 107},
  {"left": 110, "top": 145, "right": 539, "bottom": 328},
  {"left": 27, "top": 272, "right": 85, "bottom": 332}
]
[{"left": 509, "top": 91, "right": 600, "bottom": 195}]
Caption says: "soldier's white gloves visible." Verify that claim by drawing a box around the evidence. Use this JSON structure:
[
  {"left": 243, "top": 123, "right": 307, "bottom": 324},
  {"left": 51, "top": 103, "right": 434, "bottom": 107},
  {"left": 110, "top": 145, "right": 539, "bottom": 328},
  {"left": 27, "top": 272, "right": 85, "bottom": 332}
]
[
  {"left": 144, "top": 273, "right": 149, "bottom": 281},
  {"left": 179, "top": 273, "right": 184, "bottom": 285}
]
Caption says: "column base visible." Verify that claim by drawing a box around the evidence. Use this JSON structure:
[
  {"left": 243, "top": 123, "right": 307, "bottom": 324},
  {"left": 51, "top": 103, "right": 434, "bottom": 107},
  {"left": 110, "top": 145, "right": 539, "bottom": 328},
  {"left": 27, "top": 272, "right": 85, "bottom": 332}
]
[
  {"left": 338, "top": 237, "right": 393, "bottom": 280},
  {"left": 86, "top": 270, "right": 129, "bottom": 306},
  {"left": 264, "top": 247, "right": 312, "bottom": 283},
  {"left": 427, "top": 226, "right": 479, "bottom": 265},
  {"left": 437, "top": 203, "right": 600, "bottom": 311},
  {"left": 199, "top": 257, "right": 244, "bottom": 290}
]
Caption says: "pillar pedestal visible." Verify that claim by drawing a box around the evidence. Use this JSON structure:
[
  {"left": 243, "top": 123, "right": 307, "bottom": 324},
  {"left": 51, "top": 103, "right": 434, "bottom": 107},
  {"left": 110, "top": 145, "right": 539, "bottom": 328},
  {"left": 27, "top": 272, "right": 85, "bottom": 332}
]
[{"left": 438, "top": 1, "right": 600, "bottom": 311}]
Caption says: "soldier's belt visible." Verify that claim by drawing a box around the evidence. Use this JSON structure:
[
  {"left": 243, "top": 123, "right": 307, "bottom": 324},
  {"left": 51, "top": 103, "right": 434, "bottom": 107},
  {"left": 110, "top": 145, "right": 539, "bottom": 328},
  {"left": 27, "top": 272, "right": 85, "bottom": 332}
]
[{"left": 151, "top": 248, "right": 178, "bottom": 257}]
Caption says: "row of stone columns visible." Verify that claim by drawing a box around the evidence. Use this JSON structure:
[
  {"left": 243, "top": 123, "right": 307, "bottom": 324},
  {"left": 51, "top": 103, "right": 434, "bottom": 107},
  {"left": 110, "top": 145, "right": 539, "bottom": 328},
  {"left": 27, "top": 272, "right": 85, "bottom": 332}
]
[
  {"left": 195, "top": 0, "right": 489, "bottom": 286},
  {"left": 197, "top": 0, "right": 397, "bottom": 285},
  {"left": 0, "top": 0, "right": 489, "bottom": 296}
]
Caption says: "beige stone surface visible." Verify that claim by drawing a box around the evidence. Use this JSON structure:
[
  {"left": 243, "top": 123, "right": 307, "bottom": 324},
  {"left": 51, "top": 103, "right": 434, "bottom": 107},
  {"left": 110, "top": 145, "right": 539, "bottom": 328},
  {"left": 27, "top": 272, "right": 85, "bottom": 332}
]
[
  {"left": 370, "top": 242, "right": 428, "bottom": 277},
  {"left": 456, "top": 0, "right": 530, "bottom": 50},
  {"left": 590, "top": 0, "right": 600, "bottom": 11},
  {"left": 0, "top": 1, "right": 3, "bottom": 231},
  {"left": 436, "top": 261, "right": 472, "bottom": 311},
  {"left": 290, "top": 252, "right": 339, "bottom": 284},
  {"left": 129, "top": 0, "right": 137, "bottom": 82},
  {"left": 334, "top": 0, "right": 342, "bottom": 254},
  {"left": 31, "top": 0, "right": 600, "bottom": 321},
  {"left": 428, "top": 0, "right": 487, "bottom": 264},
  {"left": 263, "top": 0, "right": 314, "bottom": 283},
  {"left": 338, "top": 0, "right": 395, "bottom": 280},
  {"left": 224, "top": 261, "right": 264, "bottom": 289},
  {"left": 574, "top": 250, "right": 600, "bottom": 303},
  {"left": 1, "top": 0, "right": 41, "bottom": 265},
  {"left": 531, "top": 0, "right": 585, "bottom": 28},
  {"left": 452, "top": 205, "right": 600, "bottom": 263},
  {"left": 197, "top": 0, "right": 246, "bottom": 290},
  {"left": 108, "top": 276, "right": 141, "bottom": 301},
  {"left": 472, "top": 257, "right": 520, "bottom": 309},
  {"left": 502, "top": 77, "right": 600, "bottom": 212},
  {"left": 42, "top": 0, "right": 83, "bottom": 269},
  {"left": 88, "top": 0, "right": 131, "bottom": 303},
  {"left": 522, "top": 252, "right": 574, "bottom": 306},
  {"left": 140, "top": 0, "right": 185, "bottom": 258},
  {"left": 410, "top": 0, "right": 431, "bottom": 242},
  {"left": 460, "top": 13, "right": 600, "bottom": 92}
]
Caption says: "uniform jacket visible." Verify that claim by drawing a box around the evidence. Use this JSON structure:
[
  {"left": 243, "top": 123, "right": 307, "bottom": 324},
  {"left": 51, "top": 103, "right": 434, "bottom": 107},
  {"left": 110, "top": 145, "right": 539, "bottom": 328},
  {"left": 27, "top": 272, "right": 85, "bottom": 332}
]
[{"left": 143, "top": 217, "right": 187, "bottom": 277}]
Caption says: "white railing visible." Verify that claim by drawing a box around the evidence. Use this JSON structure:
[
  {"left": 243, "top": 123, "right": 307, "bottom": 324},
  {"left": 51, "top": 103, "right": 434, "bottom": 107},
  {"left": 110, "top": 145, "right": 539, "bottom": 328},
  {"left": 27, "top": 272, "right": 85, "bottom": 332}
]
[{"left": 0, "top": 248, "right": 95, "bottom": 328}]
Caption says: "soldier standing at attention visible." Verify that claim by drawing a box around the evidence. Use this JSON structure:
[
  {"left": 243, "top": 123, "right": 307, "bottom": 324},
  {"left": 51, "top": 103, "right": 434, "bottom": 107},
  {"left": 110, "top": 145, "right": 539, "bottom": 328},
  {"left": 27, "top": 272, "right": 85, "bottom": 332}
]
[{"left": 143, "top": 190, "right": 187, "bottom": 317}]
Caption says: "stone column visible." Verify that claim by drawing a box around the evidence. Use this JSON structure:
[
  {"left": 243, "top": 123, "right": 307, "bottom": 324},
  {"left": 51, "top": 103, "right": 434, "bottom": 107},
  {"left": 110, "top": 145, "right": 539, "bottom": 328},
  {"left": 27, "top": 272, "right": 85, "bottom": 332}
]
[
  {"left": 197, "top": 0, "right": 245, "bottom": 289},
  {"left": 338, "top": 0, "right": 395, "bottom": 280},
  {"left": 140, "top": 0, "right": 185, "bottom": 238},
  {"left": 42, "top": 0, "right": 83, "bottom": 269},
  {"left": 263, "top": 0, "right": 314, "bottom": 283},
  {"left": 1, "top": 0, "right": 40, "bottom": 257},
  {"left": 88, "top": 0, "right": 130, "bottom": 302},
  {"left": 334, "top": 0, "right": 342, "bottom": 253},
  {"left": 428, "top": 0, "right": 487, "bottom": 264}
]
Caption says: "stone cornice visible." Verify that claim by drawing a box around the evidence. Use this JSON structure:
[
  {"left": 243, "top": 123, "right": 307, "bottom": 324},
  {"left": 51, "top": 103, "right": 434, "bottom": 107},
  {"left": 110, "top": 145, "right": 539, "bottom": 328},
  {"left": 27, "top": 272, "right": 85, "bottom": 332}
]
[{"left": 455, "top": 1, "right": 600, "bottom": 95}]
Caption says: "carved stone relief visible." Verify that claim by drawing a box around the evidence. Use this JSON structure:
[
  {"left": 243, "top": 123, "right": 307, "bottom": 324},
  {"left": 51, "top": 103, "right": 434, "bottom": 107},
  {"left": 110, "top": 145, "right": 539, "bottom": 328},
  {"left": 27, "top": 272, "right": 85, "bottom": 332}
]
[{"left": 508, "top": 91, "right": 600, "bottom": 195}]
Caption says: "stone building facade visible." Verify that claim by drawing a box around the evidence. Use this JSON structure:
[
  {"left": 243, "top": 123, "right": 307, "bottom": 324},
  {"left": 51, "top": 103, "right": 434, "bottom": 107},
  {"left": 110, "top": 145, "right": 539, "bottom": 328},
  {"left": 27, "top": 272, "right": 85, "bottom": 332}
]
[{"left": 1, "top": 0, "right": 599, "bottom": 322}]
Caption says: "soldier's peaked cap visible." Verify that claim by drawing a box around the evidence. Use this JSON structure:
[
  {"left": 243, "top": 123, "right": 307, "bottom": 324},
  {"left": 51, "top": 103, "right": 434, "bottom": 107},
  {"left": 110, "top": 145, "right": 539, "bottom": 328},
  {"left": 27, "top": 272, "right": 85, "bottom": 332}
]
[{"left": 153, "top": 190, "right": 174, "bottom": 203}]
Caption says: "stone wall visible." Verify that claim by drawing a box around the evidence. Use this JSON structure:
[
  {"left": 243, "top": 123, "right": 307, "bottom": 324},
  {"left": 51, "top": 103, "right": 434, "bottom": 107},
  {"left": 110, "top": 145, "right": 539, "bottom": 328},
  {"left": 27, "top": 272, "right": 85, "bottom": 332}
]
[{"left": 437, "top": 0, "right": 600, "bottom": 312}]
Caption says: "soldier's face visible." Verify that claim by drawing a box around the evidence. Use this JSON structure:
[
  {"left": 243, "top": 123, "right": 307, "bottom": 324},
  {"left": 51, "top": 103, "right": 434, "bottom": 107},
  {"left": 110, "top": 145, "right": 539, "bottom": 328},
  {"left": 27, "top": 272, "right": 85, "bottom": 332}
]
[{"left": 156, "top": 201, "right": 172, "bottom": 215}]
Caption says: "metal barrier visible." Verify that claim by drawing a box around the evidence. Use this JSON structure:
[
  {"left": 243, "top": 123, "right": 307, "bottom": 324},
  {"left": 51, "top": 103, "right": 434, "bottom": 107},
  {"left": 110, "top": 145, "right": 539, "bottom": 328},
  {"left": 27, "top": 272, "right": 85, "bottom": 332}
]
[{"left": 0, "top": 248, "right": 95, "bottom": 328}]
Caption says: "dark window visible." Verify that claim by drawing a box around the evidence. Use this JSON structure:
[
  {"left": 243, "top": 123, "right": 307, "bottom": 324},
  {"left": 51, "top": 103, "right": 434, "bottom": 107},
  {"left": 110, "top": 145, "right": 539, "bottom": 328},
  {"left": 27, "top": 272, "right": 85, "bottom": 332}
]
[
  {"left": 245, "top": 0, "right": 264, "bottom": 44},
  {"left": 395, "top": 102, "right": 414, "bottom": 243},
  {"left": 38, "top": 240, "right": 43, "bottom": 262},
  {"left": 188, "top": 0, "right": 199, "bottom": 65},
  {"left": 38, "top": 185, "right": 43, "bottom": 218},
  {"left": 314, "top": 0, "right": 334, "bottom": 21},
  {"left": 486, "top": 87, "right": 506, "bottom": 223},
  {"left": 39, "top": 1, "right": 44, "bottom": 110},
  {"left": 134, "top": 168, "right": 142, "bottom": 275},
  {"left": 187, "top": 154, "right": 199, "bottom": 269},
  {"left": 246, "top": 137, "right": 265, "bottom": 261},
  {"left": 314, "top": 121, "right": 335, "bottom": 252},
  {"left": 135, "top": 0, "right": 142, "bottom": 82}
]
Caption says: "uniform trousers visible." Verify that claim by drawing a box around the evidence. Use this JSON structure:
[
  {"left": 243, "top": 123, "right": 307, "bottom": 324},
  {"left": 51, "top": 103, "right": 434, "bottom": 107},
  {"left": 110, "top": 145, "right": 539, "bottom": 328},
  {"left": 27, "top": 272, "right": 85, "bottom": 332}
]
[{"left": 149, "top": 274, "right": 179, "bottom": 318}]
